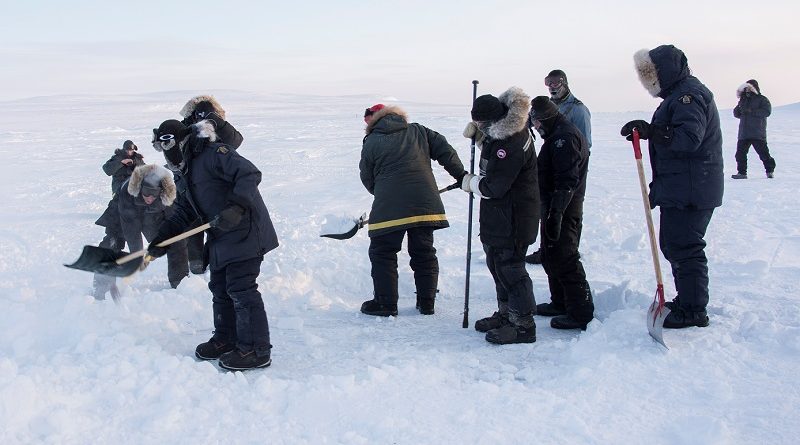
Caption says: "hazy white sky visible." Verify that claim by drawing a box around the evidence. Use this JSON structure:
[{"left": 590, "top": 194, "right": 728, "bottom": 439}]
[{"left": 4, "top": 0, "right": 799, "bottom": 111}]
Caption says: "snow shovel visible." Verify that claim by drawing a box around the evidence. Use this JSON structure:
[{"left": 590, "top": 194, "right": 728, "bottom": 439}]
[
  {"left": 65, "top": 223, "right": 211, "bottom": 277},
  {"left": 630, "top": 129, "right": 670, "bottom": 349},
  {"left": 320, "top": 182, "right": 461, "bottom": 240}
]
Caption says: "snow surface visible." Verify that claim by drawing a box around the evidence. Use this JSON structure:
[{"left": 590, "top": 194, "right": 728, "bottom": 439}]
[{"left": 1, "top": 91, "right": 798, "bottom": 444}]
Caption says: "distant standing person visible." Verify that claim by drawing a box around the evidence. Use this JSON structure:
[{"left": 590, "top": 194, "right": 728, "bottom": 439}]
[
  {"left": 620, "top": 44, "right": 724, "bottom": 329},
  {"left": 359, "top": 104, "right": 466, "bottom": 317},
  {"left": 526, "top": 69, "right": 592, "bottom": 265},
  {"left": 103, "top": 140, "right": 145, "bottom": 195},
  {"left": 461, "top": 87, "right": 540, "bottom": 344},
  {"left": 731, "top": 80, "right": 775, "bottom": 179}
]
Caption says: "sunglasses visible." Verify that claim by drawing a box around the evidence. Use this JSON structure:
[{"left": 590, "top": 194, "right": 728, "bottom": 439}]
[{"left": 158, "top": 134, "right": 175, "bottom": 141}]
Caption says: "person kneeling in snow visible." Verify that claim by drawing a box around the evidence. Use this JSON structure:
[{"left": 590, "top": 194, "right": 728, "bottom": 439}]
[
  {"left": 461, "top": 87, "right": 540, "bottom": 344},
  {"left": 148, "top": 119, "right": 278, "bottom": 371}
]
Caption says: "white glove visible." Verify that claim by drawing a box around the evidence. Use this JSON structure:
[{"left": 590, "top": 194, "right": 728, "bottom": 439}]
[
  {"left": 462, "top": 122, "right": 485, "bottom": 143},
  {"left": 461, "top": 173, "right": 485, "bottom": 197}
]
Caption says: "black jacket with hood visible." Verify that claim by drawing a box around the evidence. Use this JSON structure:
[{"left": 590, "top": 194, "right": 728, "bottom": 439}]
[
  {"left": 634, "top": 45, "right": 724, "bottom": 210},
  {"left": 360, "top": 106, "right": 465, "bottom": 238},
  {"left": 102, "top": 149, "right": 145, "bottom": 194},
  {"left": 733, "top": 81, "right": 771, "bottom": 141},
  {"left": 180, "top": 95, "right": 244, "bottom": 150},
  {"left": 474, "top": 87, "right": 540, "bottom": 248}
]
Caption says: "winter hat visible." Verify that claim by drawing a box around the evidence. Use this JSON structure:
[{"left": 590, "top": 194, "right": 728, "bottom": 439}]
[
  {"left": 747, "top": 79, "right": 760, "bottom": 94},
  {"left": 155, "top": 119, "right": 191, "bottom": 143},
  {"left": 471, "top": 94, "right": 508, "bottom": 122},
  {"left": 127, "top": 164, "right": 177, "bottom": 205},
  {"left": 122, "top": 140, "right": 137, "bottom": 151},
  {"left": 529, "top": 96, "right": 559, "bottom": 121},
  {"left": 364, "top": 104, "right": 386, "bottom": 118},
  {"left": 545, "top": 69, "right": 568, "bottom": 85}
]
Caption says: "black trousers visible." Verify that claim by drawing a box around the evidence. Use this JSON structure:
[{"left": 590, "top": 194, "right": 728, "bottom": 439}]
[
  {"left": 369, "top": 227, "right": 438, "bottom": 304},
  {"left": 541, "top": 197, "right": 594, "bottom": 323},
  {"left": 735, "top": 138, "right": 775, "bottom": 174},
  {"left": 208, "top": 256, "right": 271, "bottom": 357},
  {"left": 659, "top": 207, "right": 714, "bottom": 313},
  {"left": 483, "top": 243, "right": 535, "bottom": 317}
]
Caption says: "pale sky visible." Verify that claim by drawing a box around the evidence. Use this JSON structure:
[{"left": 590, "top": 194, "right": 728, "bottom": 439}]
[{"left": 3, "top": 0, "right": 799, "bottom": 111}]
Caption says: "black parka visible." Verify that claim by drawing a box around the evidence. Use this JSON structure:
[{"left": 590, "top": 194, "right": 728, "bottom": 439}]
[
  {"left": 360, "top": 106, "right": 465, "bottom": 238},
  {"left": 734, "top": 83, "right": 771, "bottom": 141},
  {"left": 537, "top": 114, "right": 589, "bottom": 207},
  {"left": 102, "top": 149, "right": 145, "bottom": 194}
]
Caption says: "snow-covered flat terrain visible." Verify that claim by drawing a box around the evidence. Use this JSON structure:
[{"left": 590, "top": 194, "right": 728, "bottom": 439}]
[{"left": 0, "top": 91, "right": 798, "bottom": 444}]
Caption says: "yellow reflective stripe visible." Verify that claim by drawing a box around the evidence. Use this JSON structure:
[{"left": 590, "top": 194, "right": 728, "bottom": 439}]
[{"left": 368, "top": 214, "right": 447, "bottom": 231}]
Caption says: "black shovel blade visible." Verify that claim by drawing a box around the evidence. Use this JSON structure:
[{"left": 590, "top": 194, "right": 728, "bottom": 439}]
[
  {"left": 64, "top": 245, "right": 143, "bottom": 277},
  {"left": 319, "top": 223, "right": 360, "bottom": 240}
]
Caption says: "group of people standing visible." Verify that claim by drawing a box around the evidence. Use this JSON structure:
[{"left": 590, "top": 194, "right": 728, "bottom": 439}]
[{"left": 88, "top": 43, "right": 776, "bottom": 369}]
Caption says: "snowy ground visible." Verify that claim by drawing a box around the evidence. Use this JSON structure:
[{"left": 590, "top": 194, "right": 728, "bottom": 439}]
[{"left": 1, "top": 91, "right": 798, "bottom": 444}]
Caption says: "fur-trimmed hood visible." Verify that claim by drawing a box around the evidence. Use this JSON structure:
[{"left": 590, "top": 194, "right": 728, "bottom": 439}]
[
  {"left": 127, "top": 164, "right": 176, "bottom": 206},
  {"left": 180, "top": 95, "right": 226, "bottom": 120},
  {"left": 192, "top": 119, "right": 219, "bottom": 142},
  {"left": 737, "top": 81, "right": 760, "bottom": 97},
  {"left": 634, "top": 45, "right": 690, "bottom": 98},
  {"left": 484, "top": 86, "right": 531, "bottom": 141},
  {"left": 365, "top": 105, "right": 409, "bottom": 134}
]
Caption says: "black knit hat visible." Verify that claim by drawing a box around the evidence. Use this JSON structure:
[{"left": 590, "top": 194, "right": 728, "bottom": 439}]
[
  {"left": 122, "top": 140, "right": 137, "bottom": 151},
  {"left": 471, "top": 94, "right": 508, "bottom": 122},
  {"left": 747, "top": 79, "right": 760, "bottom": 94},
  {"left": 546, "top": 69, "right": 568, "bottom": 84},
  {"left": 155, "top": 119, "right": 191, "bottom": 142},
  {"left": 530, "top": 96, "right": 559, "bottom": 121}
]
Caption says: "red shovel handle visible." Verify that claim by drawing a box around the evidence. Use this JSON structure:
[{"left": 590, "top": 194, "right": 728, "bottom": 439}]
[{"left": 631, "top": 128, "right": 643, "bottom": 160}]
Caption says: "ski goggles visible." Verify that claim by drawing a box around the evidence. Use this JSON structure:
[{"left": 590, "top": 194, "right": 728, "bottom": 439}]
[{"left": 544, "top": 76, "right": 565, "bottom": 88}]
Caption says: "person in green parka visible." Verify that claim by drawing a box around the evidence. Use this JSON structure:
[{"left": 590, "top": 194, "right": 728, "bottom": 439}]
[{"left": 359, "top": 104, "right": 466, "bottom": 316}]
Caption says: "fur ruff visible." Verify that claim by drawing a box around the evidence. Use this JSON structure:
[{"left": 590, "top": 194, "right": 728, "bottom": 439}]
[
  {"left": 737, "top": 82, "right": 759, "bottom": 98},
  {"left": 127, "top": 164, "right": 177, "bottom": 206},
  {"left": 484, "top": 86, "right": 530, "bottom": 141},
  {"left": 179, "top": 95, "right": 226, "bottom": 120},
  {"left": 634, "top": 49, "right": 661, "bottom": 97},
  {"left": 365, "top": 105, "right": 408, "bottom": 134}
]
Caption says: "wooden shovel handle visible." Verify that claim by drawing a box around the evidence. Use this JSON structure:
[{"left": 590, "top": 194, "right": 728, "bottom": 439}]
[
  {"left": 114, "top": 223, "right": 212, "bottom": 265},
  {"left": 632, "top": 130, "right": 664, "bottom": 287}
]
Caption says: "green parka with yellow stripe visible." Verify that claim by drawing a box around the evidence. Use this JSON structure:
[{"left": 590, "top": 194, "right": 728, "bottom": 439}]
[{"left": 360, "top": 106, "right": 466, "bottom": 238}]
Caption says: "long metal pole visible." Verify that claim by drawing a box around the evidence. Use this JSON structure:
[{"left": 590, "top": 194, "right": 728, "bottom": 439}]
[{"left": 463, "top": 80, "right": 479, "bottom": 328}]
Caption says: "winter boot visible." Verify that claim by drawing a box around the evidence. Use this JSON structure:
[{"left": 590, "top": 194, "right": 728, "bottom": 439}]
[
  {"left": 195, "top": 338, "right": 236, "bottom": 360},
  {"left": 767, "top": 172, "right": 774, "bottom": 179},
  {"left": 415, "top": 289, "right": 437, "bottom": 315},
  {"left": 360, "top": 298, "right": 398, "bottom": 317},
  {"left": 536, "top": 302, "right": 566, "bottom": 317},
  {"left": 731, "top": 173, "right": 748, "bottom": 179},
  {"left": 189, "top": 260, "right": 206, "bottom": 275},
  {"left": 485, "top": 314, "right": 536, "bottom": 344},
  {"left": 218, "top": 349, "right": 271, "bottom": 371},
  {"left": 663, "top": 308, "right": 709, "bottom": 329},
  {"left": 524, "top": 249, "right": 543, "bottom": 265},
  {"left": 551, "top": 315, "right": 589, "bottom": 331},
  {"left": 474, "top": 311, "right": 510, "bottom": 332}
]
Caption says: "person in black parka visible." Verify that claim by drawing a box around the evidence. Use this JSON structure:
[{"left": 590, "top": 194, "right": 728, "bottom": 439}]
[
  {"left": 621, "top": 44, "right": 724, "bottom": 329},
  {"left": 148, "top": 119, "right": 279, "bottom": 371},
  {"left": 732, "top": 80, "right": 775, "bottom": 179},
  {"left": 460, "top": 86, "right": 540, "bottom": 345},
  {"left": 359, "top": 104, "right": 466, "bottom": 316},
  {"left": 530, "top": 96, "right": 594, "bottom": 330},
  {"left": 103, "top": 140, "right": 145, "bottom": 195}
]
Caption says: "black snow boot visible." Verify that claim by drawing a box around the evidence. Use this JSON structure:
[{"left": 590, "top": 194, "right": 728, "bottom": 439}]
[
  {"left": 536, "top": 302, "right": 566, "bottom": 317},
  {"left": 524, "top": 249, "right": 543, "bottom": 265},
  {"left": 218, "top": 349, "right": 272, "bottom": 371},
  {"left": 360, "top": 299, "right": 398, "bottom": 317},
  {"left": 551, "top": 315, "right": 589, "bottom": 331},
  {"left": 474, "top": 311, "right": 510, "bottom": 332},
  {"left": 195, "top": 338, "right": 236, "bottom": 360},
  {"left": 189, "top": 260, "right": 206, "bottom": 275},
  {"left": 485, "top": 323, "right": 536, "bottom": 345},
  {"left": 731, "top": 173, "right": 748, "bottom": 179},
  {"left": 415, "top": 289, "right": 437, "bottom": 315},
  {"left": 663, "top": 308, "right": 709, "bottom": 329}
]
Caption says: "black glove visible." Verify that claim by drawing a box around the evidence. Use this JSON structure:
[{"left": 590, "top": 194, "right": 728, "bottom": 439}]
[
  {"left": 211, "top": 204, "right": 245, "bottom": 231},
  {"left": 620, "top": 120, "right": 651, "bottom": 140},
  {"left": 147, "top": 234, "right": 170, "bottom": 259},
  {"left": 455, "top": 170, "right": 468, "bottom": 184},
  {"left": 545, "top": 190, "right": 572, "bottom": 241}
]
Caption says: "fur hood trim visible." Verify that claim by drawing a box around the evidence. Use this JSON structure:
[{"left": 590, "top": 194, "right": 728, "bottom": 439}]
[
  {"left": 179, "top": 95, "right": 226, "bottom": 120},
  {"left": 127, "top": 164, "right": 177, "bottom": 206},
  {"left": 192, "top": 119, "right": 219, "bottom": 142},
  {"left": 737, "top": 82, "right": 759, "bottom": 97},
  {"left": 365, "top": 105, "right": 408, "bottom": 134},
  {"left": 634, "top": 49, "right": 661, "bottom": 97},
  {"left": 485, "top": 87, "right": 531, "bottom": 140}
]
